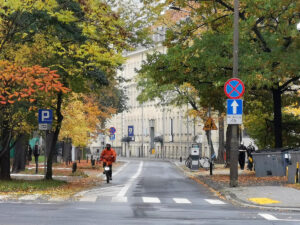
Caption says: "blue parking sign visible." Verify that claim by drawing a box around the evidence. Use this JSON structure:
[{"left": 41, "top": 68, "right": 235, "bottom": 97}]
[
  {"left": 128, "top": 126, "right": 134, "bottom": 137},
  {"left": 38, "top": 109, "right": 53, "bottom": 124}
]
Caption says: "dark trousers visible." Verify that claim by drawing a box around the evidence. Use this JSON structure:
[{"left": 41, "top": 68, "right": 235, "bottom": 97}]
[
  {"left": 238, "top": 152, "right": 245, "bottom": 170},
  {"left": 103, "top": 162, "right": 112, "bottom": 178}
]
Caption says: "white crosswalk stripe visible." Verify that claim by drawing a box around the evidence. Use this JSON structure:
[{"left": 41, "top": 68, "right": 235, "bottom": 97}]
[
  {"left": 112, "top": 197, "right": 128, "bottom": 203},
  {"left": 204, "top": 199, "right": 226, "bottom": 205},
  {"left": 79, "top": 195, "right": 98, "bottom": 202},
  {"left": 173, "top": 198, "right": 191, "bottom": 204},
  {"left": 142, "top": 197, "right": 161, "bottom": 203},
  {"left": 258, "top": 213, "right": 279, "bottom": 221}
]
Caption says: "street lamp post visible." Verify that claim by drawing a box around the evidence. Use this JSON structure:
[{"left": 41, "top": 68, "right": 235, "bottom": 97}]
[{"left": 229, "top": 0, "right": 240, "bottom": 187}]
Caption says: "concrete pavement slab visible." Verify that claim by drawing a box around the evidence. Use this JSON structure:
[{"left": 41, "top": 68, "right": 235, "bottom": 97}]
[{"left": 225, "top": 186, "right": 300, "bottom": 208}]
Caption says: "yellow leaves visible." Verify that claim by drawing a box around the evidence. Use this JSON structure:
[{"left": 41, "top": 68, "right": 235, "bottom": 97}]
[
  {"left": 60, "top": 93, "right": 103, "bottom": 147},
  {"left": 284, "top": 104, "right": 300, "bottom": 117}
]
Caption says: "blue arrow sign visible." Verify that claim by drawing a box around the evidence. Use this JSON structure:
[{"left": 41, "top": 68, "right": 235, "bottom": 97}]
[
  {"left": 109, "top": 134, "right": 115, "bottom": 141},
  {"left": 227, "top": 99, "right": 243, "bottom": 115}
]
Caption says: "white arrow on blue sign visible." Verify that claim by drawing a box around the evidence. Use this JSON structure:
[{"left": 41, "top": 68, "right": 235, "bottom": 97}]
[
  {"left": 227, "top": 99, "right": 243, "bottom": 124},
  {"left": 227, "top": 99, "right": 243, "bottom": 115},
  {"left": 109, "top": 134, "right": 115, "bottom": 141}
]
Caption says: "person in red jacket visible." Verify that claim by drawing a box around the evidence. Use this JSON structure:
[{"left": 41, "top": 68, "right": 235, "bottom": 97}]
[{"left": 100, "top": 143, "right": 116, "bottom": 180}]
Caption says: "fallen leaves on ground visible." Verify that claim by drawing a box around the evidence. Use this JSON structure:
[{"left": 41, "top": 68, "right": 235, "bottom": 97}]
[
  {"left": 4, "top": 161, "right": 124, "bottom": 198},
  {"left": 208, "top": 173, "right": 287, "bottom": 186}
]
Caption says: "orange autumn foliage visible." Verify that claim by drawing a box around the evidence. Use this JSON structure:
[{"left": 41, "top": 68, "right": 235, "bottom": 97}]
[{"left": 0, "top": 60, "right": 70, "bottom": 105}]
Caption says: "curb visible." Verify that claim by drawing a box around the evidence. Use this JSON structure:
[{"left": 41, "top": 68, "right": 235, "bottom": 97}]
[{"left": 170, "top": 160, "right": 300, "bottom": 212}]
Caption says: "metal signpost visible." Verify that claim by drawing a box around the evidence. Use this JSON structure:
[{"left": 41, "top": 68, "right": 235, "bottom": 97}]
[
  {"left": 38, "top": 109, "right": 53, "bottom": 177},
  {"left": 225, "top": 0, "right": 242, "bottom": 187},
  {"left": 203, "top": 116, "right": 217, "bottom": 175},
  {"left": 224, "top": 78, "right": 245, "bottom": 187}
]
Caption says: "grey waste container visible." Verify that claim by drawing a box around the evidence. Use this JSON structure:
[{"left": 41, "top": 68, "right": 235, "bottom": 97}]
[
  {"left": 286, "top": 149, "right": 300, "bottom": 183},
  {"left": 252, "top": 148, "right": 292, "bottom": 177}
]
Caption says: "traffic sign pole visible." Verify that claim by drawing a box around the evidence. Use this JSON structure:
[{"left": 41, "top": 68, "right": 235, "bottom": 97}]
[{"left": 230, "top": 0, "right": 240, "bottom": 188}]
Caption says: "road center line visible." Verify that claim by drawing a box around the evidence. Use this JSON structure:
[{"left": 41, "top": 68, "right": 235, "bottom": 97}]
[{"left": 117, "top": 162, "right": 143, "bottom": 197}]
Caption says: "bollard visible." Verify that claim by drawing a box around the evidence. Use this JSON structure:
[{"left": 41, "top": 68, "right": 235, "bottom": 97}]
[
  {"left": 180, "top": 156, "right": 182, "bottom": 163},
  {"left": 296, "top": 162, "right": 299, "bottom": 183},
  {"left": 72, "top": 162, "right": 77, "bottom": 173},
  {"left": 91, "top": 159, "right": 95, "bottom": 167}
]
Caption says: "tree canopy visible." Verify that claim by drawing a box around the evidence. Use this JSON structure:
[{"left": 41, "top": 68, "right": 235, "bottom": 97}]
[{"left": 138, "top": 0, "right": 300, "bottom": 148}]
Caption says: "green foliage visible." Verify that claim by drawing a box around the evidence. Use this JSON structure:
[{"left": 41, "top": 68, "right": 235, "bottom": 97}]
[{"left": 138, "top": 0, "right": 300, "bottom": 148}]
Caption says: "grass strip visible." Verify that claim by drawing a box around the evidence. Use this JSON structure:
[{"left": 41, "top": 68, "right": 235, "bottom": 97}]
[{"left": 0, "top": 180, "right": 66, "bottom": 193}]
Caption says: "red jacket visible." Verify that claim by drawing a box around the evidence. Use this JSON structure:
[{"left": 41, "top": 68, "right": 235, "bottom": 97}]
[{"left": 100, "top": 148, "right": 116, "bottom": 166}]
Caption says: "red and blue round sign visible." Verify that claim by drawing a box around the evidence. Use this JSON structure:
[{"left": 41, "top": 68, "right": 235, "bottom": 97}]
[
  {"left": 224, "top": 78, "right": 245, "bottom": 99},
  {"left": 109, "top": 127, "right": 116, "bottom": 134}
]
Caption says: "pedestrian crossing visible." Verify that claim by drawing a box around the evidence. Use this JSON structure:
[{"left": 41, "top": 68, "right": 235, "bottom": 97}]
[{"left": 76, "top": 196, "right": 227, "bottom": 205}]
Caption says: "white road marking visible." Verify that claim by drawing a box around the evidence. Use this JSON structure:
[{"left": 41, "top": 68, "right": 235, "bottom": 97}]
[
  {"left": 259, "top": 213, "right": 300, "bottom": 222},
  {"left": 173, "top": 198, "right": 191, "bottom": 204},
  {"left": 205, "top": 199, "right": 226, "bottom": 205},
  {"left": 112, "top": 197, "right": 128, "bottom": 203},
  {"left": 79, "top": 195, "right": 97, "bottom": 202},
  {"left": 117, "top": 162, "right": 143, "bottom": 197},
  {"left": 259, "top": 213, "right": 279, "bottom": 221},
  {"left": 142, "top": 197, "right": 161, "bottom": 204}
]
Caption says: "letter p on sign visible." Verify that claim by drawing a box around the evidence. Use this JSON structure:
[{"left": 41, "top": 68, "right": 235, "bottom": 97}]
[{"left": 38, "top": 109, "right": 53, "bottom": 124}]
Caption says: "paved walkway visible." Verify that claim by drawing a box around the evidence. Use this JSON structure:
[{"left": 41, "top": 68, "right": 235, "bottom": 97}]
[{"left": 172, "top": 160, "right": 300, "bottom": 211}]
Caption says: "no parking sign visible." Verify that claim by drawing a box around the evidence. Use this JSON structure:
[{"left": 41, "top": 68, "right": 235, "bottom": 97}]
[{"left": 224, "top": 78, "right": 245, "bottom": 99}]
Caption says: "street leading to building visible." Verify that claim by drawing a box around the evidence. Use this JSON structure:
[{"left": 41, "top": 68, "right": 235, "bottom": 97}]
[{"left": 1, "top": 159, "right": 300, "bottom": 225}]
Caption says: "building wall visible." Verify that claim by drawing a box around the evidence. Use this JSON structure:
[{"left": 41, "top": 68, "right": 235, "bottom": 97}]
[{"left": 106, "top": 44, "right": 222, "bottom": 159}]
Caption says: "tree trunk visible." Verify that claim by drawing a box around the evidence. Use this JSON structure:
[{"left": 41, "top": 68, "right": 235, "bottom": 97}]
[
  {"left": 46, "top": 92, "right": 64, "bottom": 180},
  {"left": 216, "top": 114, "right": 225, "bottom": 163},
  {"left": 272, "top": 88, "right": 282, "bottom": 148},
  {"left": 205, "top": 130, "right": 215, "bottom": 158},
  {"left": 225, "top": 125, "right": 232, "bottom": 168},
  {"left": 0, "top": 127, "right": 12, "bottom": 180},
  {"left": 12, "top": 134, "right": 27, "bottom": 173}
]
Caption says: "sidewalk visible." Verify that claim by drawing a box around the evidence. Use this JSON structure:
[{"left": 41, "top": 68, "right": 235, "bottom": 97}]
[{"left": 172, "top": 160, "right": 300, "bottom": 211}]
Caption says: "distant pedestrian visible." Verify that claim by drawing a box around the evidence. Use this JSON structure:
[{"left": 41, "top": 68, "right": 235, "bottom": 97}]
[
  {"left": 238, "top": 144, "right": 247, "bottom": 170},
  {"left": 247, "top": 143, "right": 255, "bottom": 171},
  {"left": 27, "top": 145, "right": 32, "bottom": 163}
]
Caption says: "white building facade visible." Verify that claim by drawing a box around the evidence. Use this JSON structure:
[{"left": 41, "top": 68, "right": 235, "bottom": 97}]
[{"left": 106, "top": 43, "right": 222, "bottom": 159}]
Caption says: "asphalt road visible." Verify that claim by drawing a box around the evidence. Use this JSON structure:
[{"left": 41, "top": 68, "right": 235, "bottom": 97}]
[{"left": 1, "top": 159, "right": 300, "bottom": 225}]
